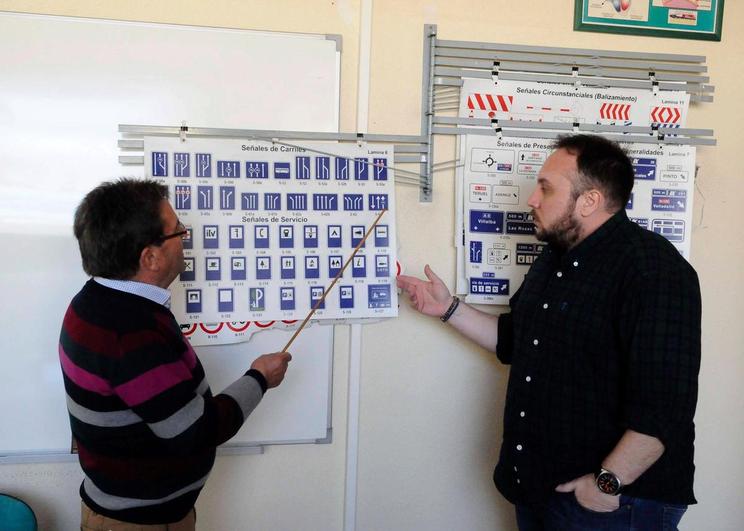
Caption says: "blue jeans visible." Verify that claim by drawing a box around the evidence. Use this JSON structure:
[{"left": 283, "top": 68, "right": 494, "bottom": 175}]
[{"left": 516, "top": 492, "right": 687, "bottom": 531}]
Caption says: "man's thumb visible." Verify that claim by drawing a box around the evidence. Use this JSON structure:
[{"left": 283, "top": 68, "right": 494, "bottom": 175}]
[{"left": 555, "top": 481, "right": 575, "bottom": 493}]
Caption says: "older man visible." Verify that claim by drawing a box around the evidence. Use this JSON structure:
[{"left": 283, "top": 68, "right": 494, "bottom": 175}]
[{"left": 60, "top": 178, "right": 291, "bottom": 529}]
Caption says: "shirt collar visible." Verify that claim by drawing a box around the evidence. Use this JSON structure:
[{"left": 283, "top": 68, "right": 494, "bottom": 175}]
[{"left": 93, "top": 277, "right": 172, "bottom": 308}]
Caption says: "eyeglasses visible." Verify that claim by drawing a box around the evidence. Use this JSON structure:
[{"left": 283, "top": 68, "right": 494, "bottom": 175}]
[{"left": 156, "top": 221, "right": 188, "bottom": 244}]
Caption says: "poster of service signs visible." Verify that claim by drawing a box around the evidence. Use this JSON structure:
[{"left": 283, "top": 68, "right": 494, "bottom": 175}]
[
  {"left": 146, "top": 137, "right": 398, "bottom": 325},
  {"left": 456, "top": 79, "right": 695, "bottom": 305}
]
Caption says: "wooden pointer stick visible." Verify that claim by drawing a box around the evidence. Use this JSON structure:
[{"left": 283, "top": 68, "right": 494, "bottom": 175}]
[{"left": 281, "top": 208, "right": 388, "bottom": 352}]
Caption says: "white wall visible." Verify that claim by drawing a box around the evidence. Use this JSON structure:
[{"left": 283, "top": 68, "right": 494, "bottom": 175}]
[{"left": 1, "top": 1, "right": 742, "bottom": 530}]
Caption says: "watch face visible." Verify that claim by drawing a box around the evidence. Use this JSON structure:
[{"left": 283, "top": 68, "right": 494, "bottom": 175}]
[{"left": 596, "top": 471, "right": 621, "bottom": 495}]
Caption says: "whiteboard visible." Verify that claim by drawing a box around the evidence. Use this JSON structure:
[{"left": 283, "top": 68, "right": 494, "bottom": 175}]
[{"left": 0, "top": 12, "right": 340, "bottom": 457}]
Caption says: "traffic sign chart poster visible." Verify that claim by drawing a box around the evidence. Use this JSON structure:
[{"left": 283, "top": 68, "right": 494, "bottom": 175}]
[
  {"left": 456, "top": 79, "right": 694, "bottom": 305},
  {"left": 146, "top": 137, "right": 398, "bottom": 323}
]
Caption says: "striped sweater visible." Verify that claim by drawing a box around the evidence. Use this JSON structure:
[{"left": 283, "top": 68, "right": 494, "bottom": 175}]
[{"left": 59, "top": 279, "right": 265, "bottom": 524}]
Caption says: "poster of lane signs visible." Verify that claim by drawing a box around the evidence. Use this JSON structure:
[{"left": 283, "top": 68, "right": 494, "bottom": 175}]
[
  {"left": 146, "top": 137, "right": 398, "bottom": 323},
  {"left": 455, "top": 79, "right": 694, "bottom": 305}
]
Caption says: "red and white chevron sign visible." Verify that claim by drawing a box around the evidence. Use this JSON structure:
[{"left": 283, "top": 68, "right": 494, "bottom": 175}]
[
  {"left": 467, "top": 93, "right": 514, "bottom": 112},
  {"left": 599, "top": 103, "right": 631, "bottom": 120},
  {"left": 650, "top": 106, "right": 681, "bottom": 124}
]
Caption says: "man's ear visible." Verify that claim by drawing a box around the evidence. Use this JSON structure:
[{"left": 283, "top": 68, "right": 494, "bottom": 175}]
[
  {"left": 578, "top": 189, "right": 603, "bottom": 217},
  {"left": 138, "top": 245, "right": 159, "bottom": 272}
]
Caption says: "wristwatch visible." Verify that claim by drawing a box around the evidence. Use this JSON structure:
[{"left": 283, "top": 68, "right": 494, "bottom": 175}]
[{"left": 595, "top": 468, "right": 623, "bottom": 496}]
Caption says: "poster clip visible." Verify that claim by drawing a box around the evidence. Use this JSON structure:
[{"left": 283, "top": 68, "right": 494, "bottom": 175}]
[
  {"left": 572, "top": 66, "right": 581, "bottom": 89},
  {"left": 491, "top": 118, "right": 503, "bottom": 139},
  {"left": 572, "top": 121, "right": 580, "bottom": 133},
  {"left": 491, "top": 61, "right": 500, "bottom": 83},
  {"left": 179, "top": 121, "right": 188, "bottom": 143},
  {"left": 649, "top": 72, "right": 659, "bottom": 96},
  {"left": 356, "top": 132, "right": 365, "bottom": 148}
]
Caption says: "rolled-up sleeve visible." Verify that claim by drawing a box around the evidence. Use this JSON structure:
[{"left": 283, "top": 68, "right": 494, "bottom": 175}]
[{"left": 619, "top": 261, "right": 702, "bottom": 446}]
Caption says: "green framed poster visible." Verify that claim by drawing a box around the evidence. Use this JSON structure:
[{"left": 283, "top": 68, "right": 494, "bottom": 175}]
[{"left": 574, "top": 0, "right": 724, "bottom": 41}]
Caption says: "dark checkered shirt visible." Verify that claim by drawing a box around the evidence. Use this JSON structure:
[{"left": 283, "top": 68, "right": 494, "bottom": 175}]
[{"left": 494, "top": 209, "right": 701, "bottom": 506}]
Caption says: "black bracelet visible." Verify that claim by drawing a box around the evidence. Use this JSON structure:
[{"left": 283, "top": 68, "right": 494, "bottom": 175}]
[{"left": 440, "top": 296, "right": 460, "bottom": 322}]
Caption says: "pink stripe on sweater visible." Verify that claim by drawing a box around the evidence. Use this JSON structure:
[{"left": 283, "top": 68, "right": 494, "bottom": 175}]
[
  {"left": 114, "top": 361, "right": 192, "bottom": 406},
  {"left": 58, "top": 344, "right": 113, "bottom": 396}
]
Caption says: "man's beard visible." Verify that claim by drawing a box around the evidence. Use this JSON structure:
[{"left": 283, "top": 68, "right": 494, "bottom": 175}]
[{"left": 533, "top": 201, "right": 581, "bottom": 251}]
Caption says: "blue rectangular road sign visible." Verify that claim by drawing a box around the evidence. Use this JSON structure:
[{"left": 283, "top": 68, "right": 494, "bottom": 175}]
[
  {"left": 351, "top": 225, "right": 365, "bottom": 247},
  {"left": 152, "top": 152, "right": 168, "bottom": 177},
  {"left": 328, "top": 255, "right": 342, "bottom": 277},
  {"left": 336, "top": 157, "right": 351, "bottom": 181},
  {"left": 354, "top": 158, "right": 369, "bottom": 180},
  {"left": 245, "top": 162, "right": 267, "bottom": 179},
  {"left": 470, "top": 241, "right": 483, "bottom": 263},
  {"left": 180, "top": 257, "right": 195, "bottom": 282},
  {"left": 228, "top": 225, "right": 244, "bottom": 248},
  {"left": 375, "top": 225, "right": 389, "bottom": 247},
  {"left": 368, "top": 194, "right": 388, "bottom": 210},
  {"left": 339, "top": 286, "right": 354, "bottom": 309},
  {"left": 633, "top": 157, "right": 657, "bottom": 180},
  {"left": 242, "top": 192, "right": 259, "bottom": 210},
  {"left": 373, "top": 158, "right": 388, "bottom": 180},
  {"left": 205, "top": 257, "right": 221, "bottom": 281},
  {"left": 316, "top": 157, "right": 330, "bottom": 180},
  {"left": 218, "top": 288, "right": 234, "bottom": 312},
  {"left": 287, "top": 193, "right": 308, "bottom": 211},
  {"left": 256, "top": 257, "right": 271, "bottom": 280},
  {"left": 335, "top": 157, "right": 351, "bottom": 180},
  {"left": 305, "top": 255, "right": 320, "bottom": 279},
  {"left": 279, "top": 225, "right": 294, "bottom": 248},
  {"left": 352, "top": 255, "right": 366, "bottom": 278},
  {"left": 186, "top": 289, "right": 202, "bottom": 313},
  {"left": 197, "top": 186, "right": 213, "bottom": 210},
  {"left": 310, "top": 286, "right": 326, "bottom": 309},
  {"left": 375, "top": 255, "right": 390, "bottom": 277},
  {"left": 280, "top": 287, "right": 295, "bottom": 310},
  {"left": 470, "top": 277, "right": 509, "bottom": 295},
  {"left": 203, "top": 225, "right": 219, "bottom": 249},
  {"left": 182, "top": 227, "right": 193, "bottom": 249},
  {"left": 651, "top": 189, "right": 687, "bottom": 212},
  {"left": 220, "top": 186, "right": 236, "bottom": 210},
  {"left": 280, "top": 256, "right": 296, "bottom": 279},
  {"left": 313, "top": 193, "right": 338, "bottom": 211},
  {"left": 264, "top": 193, "right": 281, "bottom": 211},
  {"left": 175, "top": 185, "right": 191, "bottom": 210},
  {"left": 328, "top": 225, "right": 342, "bottom": 247},
  {"left": 304, "top": 225, "right": 318, "bottom": 248},
  {"left": 254, "top": 225, "right": 270, "bottom": 248},
  {"left": 343, "top": 194, "right": 364, "bottom": 211},
  {"left": 470, "top": 210, "right": 504, "bottom": 233},
  {"left": 296, "top": 156, "right": 311, "bottom": 179},
  {"left": 196, "top": 153, "right": 212, "bottom": 177},
  {"left": 652, "top": 218, "right": 685, "bottom": 242},
  {"left": 174, "top": 153, "right": 190, "bottom": 177},
  {"left": 367, "top": 284, "right": 391, "bottom": 308},
  {"left": 217, "top": 161, "right": 240, "bottom": 178},
  {"left": 231, "top": 257, "right": 246, "bottom": 280},
  {"left": 274, "top": 162, "right": 290, "bottom": 179}
]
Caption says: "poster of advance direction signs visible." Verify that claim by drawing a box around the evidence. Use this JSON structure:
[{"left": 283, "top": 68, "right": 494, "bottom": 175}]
[
  {"left": 145, "top": 137, "right": 398, "bottom": 323},
  {"left": 457, "top": 79, "right": 694, "bottom": 305}
]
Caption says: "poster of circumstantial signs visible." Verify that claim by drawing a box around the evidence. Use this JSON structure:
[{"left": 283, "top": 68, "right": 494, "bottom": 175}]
[
  {"left": 457, "top": 79, "right": 695, "bottom": 305},
  {"left": 145, "top": 137, "right": 398, "bottom": 323}
]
